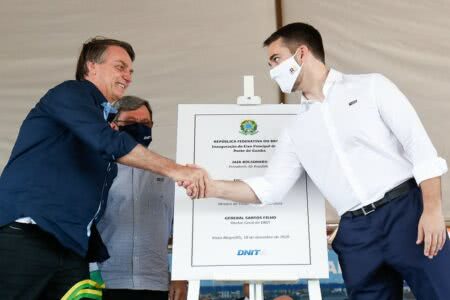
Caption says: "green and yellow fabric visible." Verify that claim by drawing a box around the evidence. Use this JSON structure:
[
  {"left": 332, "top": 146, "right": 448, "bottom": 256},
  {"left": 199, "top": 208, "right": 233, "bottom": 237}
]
[{"left": 61, "top": 269, "right": 105, "bottom": 300}]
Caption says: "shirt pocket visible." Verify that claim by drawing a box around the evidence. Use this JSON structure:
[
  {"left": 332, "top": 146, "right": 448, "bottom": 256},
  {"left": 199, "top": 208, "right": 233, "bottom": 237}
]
[{"left": 147, "top": 177, "right": 173, "bottom": 216}]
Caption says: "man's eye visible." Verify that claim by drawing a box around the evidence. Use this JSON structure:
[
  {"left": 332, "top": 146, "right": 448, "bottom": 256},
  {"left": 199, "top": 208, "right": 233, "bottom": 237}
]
[
  {"left": 274, "top": 57, "right": 280, "bottom": 63},
  {"left": 115, "top": 65, "right": 124, "bottom": 71}
]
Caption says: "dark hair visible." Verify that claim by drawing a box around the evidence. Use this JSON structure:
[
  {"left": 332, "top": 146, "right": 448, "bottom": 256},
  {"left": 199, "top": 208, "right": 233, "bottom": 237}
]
[
  {"left": 263, "top": 22, "right": 325, "bottom": 63},
  {"left": 113, "top": 95, "right": 152, "bottom": 121},
  {"left": 75, "top": 37, "right": 135, "bottom": 80}
]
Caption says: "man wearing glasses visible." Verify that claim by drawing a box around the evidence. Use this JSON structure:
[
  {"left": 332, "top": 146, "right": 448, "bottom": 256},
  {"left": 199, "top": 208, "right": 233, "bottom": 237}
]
[{"left": 98, "top": 96, "right": 187, "bottom": 300}]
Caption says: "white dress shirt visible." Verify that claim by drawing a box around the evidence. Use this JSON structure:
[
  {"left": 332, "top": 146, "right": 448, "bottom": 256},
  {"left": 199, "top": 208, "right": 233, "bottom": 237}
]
[{"left": 244, "top": 69, "right": 447, "bottom": 215}]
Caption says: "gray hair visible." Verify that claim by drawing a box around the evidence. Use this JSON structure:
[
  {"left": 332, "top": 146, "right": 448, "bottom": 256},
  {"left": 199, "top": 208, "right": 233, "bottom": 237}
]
[{"left": 113, "top": 95, "right": 152, "bottom": 121}]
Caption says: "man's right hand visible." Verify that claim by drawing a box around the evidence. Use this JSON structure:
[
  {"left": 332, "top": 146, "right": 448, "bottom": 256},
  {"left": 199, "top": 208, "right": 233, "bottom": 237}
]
[
  {"left": 179, "top": 176, "right": 261, "bottom": 204},
  {"left": 172, "top": 165, "right": 209, "bottom": 199}
]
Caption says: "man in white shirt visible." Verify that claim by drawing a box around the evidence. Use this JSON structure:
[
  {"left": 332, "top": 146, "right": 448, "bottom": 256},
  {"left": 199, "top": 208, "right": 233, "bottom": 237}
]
[{"left": 181, "top": 23, "right": 449, "bottom": 300}]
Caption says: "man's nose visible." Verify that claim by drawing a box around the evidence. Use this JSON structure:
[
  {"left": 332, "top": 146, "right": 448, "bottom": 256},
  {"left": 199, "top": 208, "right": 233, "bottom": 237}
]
[{"left": 123, "top": 70, "right": 132, "bottom": 83}]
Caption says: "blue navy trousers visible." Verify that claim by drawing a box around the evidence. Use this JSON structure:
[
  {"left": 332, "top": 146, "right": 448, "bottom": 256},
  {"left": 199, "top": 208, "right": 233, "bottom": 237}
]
[{"left": 332, "top": 186, "right": 450, "bottom": 300}]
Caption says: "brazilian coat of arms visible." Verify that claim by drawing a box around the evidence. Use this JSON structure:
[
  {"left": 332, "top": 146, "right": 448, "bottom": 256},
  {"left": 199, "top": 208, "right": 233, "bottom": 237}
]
[{"left": 239, "top": 119, "right": 258, "bottom": 135}]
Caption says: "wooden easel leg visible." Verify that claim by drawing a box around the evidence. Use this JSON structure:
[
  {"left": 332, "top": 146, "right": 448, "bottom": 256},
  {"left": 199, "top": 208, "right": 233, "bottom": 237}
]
[
  {"left": 187, "top": 280, "right": 200, "bottom": 300},
  {"left": 249, "top": 282, "right": 264, "bottom": 300},
  {"left": 249, "top": 282, "right": 256, "bottom": 300},
  {"left": 255, "top": 282, "right": 264, "bottom": 300},
  {"left": 308, "top": 279, "right": 322, "bottom": 300}
]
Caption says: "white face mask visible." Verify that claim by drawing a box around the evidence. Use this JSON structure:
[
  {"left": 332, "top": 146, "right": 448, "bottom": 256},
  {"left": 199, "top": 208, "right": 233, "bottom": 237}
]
[{"left": 269, "top": 50, "right": 301, "bottom": 94}]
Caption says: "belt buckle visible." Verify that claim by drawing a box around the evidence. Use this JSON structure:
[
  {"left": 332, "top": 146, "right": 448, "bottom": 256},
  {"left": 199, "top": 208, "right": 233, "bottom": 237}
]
[{"left": 361, "top": 203, "right": 376, "bottom": 215}]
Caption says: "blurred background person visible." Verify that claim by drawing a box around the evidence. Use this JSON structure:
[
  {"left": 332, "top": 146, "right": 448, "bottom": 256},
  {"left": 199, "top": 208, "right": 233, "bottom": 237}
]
[{"left": 98, "top": 95, "right": 187, "bottom": 300}]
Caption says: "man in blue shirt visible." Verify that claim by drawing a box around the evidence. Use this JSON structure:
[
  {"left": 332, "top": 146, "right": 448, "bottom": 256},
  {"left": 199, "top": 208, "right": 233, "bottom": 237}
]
[{"left": 0, "top": 37, "right": 206, "bottom": 299}]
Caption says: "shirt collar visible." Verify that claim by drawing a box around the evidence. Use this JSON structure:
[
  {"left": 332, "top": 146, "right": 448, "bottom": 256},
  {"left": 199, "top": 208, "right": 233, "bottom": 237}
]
[{"left": 300, "top": 68, "right": 343, "bottom": 104}]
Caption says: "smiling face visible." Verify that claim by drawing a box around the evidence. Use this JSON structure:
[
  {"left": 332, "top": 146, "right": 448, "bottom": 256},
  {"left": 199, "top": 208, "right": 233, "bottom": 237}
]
[{"left": 86, "top": 45, "right": 134, "bottom": 102}]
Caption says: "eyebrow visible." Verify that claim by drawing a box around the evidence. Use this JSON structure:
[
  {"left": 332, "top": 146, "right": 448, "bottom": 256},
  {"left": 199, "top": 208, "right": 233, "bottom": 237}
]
[
  {"left": 114, "top": 60, "right": 134, "bottom": 73},
  {"left": 269, "top": 54, "right": 278, "bottom": 61}
]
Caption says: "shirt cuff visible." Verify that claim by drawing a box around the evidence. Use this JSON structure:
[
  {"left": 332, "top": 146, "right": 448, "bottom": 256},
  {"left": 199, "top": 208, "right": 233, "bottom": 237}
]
[
  {"left": 106, "top": 132, "right": 139, "bottom": 162},
  {"left": 412, "top": 157, "right": 448, "bottom": 184},
  {"left": 242, "top": 176, "right": 277, "bottom": 205}
]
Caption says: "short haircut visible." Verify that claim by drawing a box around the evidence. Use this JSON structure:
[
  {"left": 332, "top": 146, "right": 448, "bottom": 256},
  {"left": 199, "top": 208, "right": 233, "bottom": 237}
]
[
  {"left": 75, "top": 37, "right": 135, "bottom": 81},
  {"left": 263, "top": 22, "right": 325, "bottom": 63},
  {"left": 113, "top": 95, "right": 152, "bottom": 121}
]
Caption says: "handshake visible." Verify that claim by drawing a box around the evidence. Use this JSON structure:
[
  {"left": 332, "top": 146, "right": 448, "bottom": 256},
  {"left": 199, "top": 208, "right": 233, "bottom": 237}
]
[
  {"left": 171, "top": 163, "right": 260, "bottom": 204},
  {"left": 174, "top": 164, "right": 213, "bottom": 199}
]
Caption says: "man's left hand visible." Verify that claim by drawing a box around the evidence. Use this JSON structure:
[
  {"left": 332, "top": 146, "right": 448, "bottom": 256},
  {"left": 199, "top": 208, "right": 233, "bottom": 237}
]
[{"left": 417, "top": 210, "right": 447, "bottom": 259}]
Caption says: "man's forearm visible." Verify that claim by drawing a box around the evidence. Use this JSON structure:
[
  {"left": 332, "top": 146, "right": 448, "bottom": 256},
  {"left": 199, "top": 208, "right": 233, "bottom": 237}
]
[
  {"left": 417, "top": 176, "right": 446, "bottom": 258},
  {"left": 117, "top": 144, "right": 181, "bottom": 179},
  {"left": 119, "top": 145, "right": 208, "bottom": 198},
  {"left": 209, "top": 180, "right": 261, "bottom": 204},
  {"left": 420, "top": 176, "right": 443, "bottom": 212}
]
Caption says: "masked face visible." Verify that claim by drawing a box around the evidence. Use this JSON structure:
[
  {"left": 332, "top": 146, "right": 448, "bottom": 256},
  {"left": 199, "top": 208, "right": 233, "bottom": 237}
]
[
  {"left": 119, "top": 123, "right": 152, "bottom": 147},
  {"left": 113, "top": 105, "right": 153, "bottom": 147},
  {"left": 269, "top": 49, "right": 301, "bottom": 94}
]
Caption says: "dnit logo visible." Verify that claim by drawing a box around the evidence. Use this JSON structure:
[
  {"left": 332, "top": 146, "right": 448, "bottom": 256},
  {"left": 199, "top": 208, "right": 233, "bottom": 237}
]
[{"left": 237, "top": 249, "right": 261, "bottom": 256}]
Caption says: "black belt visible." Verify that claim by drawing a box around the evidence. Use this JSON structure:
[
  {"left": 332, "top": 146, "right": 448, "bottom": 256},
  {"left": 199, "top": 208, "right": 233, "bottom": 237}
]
[{"left": 343, "top": 178, "right": 417, "bottom": 217}]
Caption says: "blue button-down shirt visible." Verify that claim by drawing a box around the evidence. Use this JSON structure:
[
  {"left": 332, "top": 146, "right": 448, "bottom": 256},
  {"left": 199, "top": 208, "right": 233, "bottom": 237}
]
[
  {"left": 98, "top": 165, "right": 174, "bottom": 290},
  {"left": 0, "top": 80, "right": 137, "bottom": 260}
]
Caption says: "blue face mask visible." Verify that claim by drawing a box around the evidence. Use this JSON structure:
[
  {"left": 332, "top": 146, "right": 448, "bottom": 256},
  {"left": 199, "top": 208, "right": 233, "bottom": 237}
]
[{"left": 119, "top": 124, "right": 152, "bottom": 147}]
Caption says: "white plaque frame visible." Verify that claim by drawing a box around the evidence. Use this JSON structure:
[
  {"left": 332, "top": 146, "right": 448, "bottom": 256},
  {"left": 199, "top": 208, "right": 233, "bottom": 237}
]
[{"left": 172, "top": 104, "right": 328, "bottom": 282}]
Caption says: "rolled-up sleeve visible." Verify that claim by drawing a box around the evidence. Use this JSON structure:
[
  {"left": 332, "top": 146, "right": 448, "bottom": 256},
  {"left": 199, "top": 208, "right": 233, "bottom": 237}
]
[
  {"left": 39, "top": 81, "right": 137, "bottom": 161},
  {"left": 372, "top": 74, "right": 448, "bottom": 183},
  {"left": 243, "top": 129, "right": 304, "bottom": 204}
]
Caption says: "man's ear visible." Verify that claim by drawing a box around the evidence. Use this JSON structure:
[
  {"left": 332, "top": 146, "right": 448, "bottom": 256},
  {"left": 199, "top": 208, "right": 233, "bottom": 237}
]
[
  {"left": 86, "top": 61, "right": 97, "bottom": 77},
  {"left": 296, "top": 45, "right": 307, "bottom": 61}
]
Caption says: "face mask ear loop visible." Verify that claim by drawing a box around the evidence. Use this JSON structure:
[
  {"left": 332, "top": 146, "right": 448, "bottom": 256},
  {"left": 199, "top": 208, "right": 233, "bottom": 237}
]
[{"left": 293, "top": 48, "right": 301, "bottom": 66}]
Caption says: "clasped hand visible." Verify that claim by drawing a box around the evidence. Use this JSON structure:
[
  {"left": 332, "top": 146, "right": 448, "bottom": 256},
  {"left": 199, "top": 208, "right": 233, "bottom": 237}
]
[{"left": 175, "top": 164, "right": 210, "bottom": 199}]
